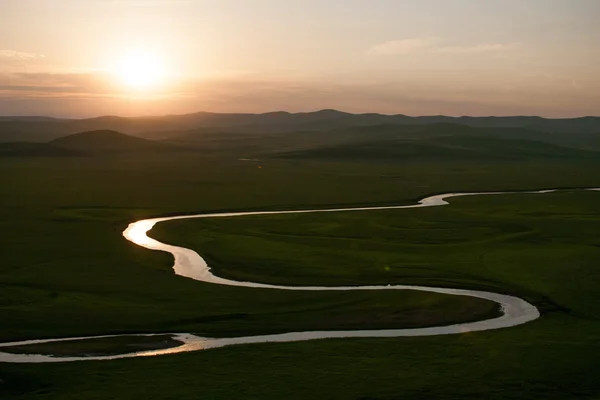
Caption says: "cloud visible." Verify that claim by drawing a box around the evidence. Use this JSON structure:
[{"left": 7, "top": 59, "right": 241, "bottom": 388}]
[
  {"left": 0, "top": 50, "right": 43, "bottom": 60},
  {"left": 2, "top": 68, "right": 597, "bottom": 118},
  {"left": 98, "top": 0, "right": 191, "bottom": 6},
  {"left": 368, "top": 39, "right": 516, "bottom": 56},
  {"left": 0, "top": 71, "right": 192, "bottom": 103},
  {"left": 436, "top": 43, "right": 516, "bottom": 54},
  {"left": 368, "top": 38, "right": 435, "bottom": 55},
  {"left": 0, "top": 72, "right": 116, "bottom": 99}
]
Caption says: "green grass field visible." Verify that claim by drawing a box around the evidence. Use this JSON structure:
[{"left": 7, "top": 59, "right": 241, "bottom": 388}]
[
  {"left": 1, "top": 150, "right": 600, "bottom": 399},
  {"left": 150, "top": 190, "right": 600, "bottom": 317},
  {"left": 1, "top": 335, "right": 182, "bottom": 358}
]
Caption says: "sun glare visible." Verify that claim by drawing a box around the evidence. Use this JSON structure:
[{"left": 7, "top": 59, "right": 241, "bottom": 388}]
[{"left": 114, "top": 50, "right": 165, "bottom": 90}]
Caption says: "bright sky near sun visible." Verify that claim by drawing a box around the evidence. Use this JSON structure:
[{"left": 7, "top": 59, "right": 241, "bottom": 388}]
[{"left": 0, "top": 0, "right": 599, "bottom": 117}]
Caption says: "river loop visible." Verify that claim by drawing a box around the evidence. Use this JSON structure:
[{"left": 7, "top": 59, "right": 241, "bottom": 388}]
[{"left": 2, "top": 188, "right": 598, "bottom": 363}]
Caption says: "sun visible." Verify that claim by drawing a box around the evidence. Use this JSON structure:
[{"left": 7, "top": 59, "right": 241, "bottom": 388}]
[{"left": 114, "top": 50, "right": 165, "bottom": 90}]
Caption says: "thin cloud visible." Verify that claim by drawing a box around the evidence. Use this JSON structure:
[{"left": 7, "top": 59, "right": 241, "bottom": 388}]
[
  {"left": 0, "top": 71, "right": 188, "bottom": 101},
  {"left": 0, "top": 72, "right": 114, "bottom": 98},
  {"left": 1, "top": 73, "right": 597, "bottom": 117},
  {"left": 98, "top": 0, "right": 191, "bottom": 6},
  {"left": 436, "top": 43, "right": 516, "bottom": 54},
  {"left": 369, "top": 39, "right": 516, "bottom": 56},
  {"left": 368, "top": 38, "right": 435, "bottom": 55},
  {"left": 0, "top": 50, "right": 44, "bottom": 60}
]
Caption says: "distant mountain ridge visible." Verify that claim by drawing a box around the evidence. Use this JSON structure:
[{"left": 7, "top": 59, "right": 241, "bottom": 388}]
[{"left": 1, "top": 110, "right": 599, "bottom": 143}]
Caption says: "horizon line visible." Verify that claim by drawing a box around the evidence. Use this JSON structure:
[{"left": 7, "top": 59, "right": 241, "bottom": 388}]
[{"left": 0, "top": 109, "right": 598, "bottom": 121}]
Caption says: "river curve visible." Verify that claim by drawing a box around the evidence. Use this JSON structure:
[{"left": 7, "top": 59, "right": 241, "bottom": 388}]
[{"left": 1, "top": 188, "right": 598, "bottom": 363}]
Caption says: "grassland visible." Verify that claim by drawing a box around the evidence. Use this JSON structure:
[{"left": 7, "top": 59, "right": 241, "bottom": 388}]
[
  {"left": 150, "top": 190, "right": 600, "bottom": 316},
  {"left": 1, "top": 335, "right": 182, "bottom": 358},
  {"left": 1, "top": 145, "right": 600, "bottom": 399},
  {"left": 6, "top": 155, "right": 567, "bottom": 341}
]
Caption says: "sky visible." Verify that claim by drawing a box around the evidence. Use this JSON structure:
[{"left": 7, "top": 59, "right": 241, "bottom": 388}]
[{"left": 0, "top": 0, "right": 599, "bottom": 117}]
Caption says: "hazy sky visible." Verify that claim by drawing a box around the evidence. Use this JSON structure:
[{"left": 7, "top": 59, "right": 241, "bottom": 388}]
[{"left": 1, "top": 0, "right": 599, "bottom": 117}]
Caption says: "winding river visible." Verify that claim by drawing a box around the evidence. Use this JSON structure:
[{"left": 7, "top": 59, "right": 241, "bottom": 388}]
[{"left": 1, "top": 188, "right": 598, "bottom": 363}]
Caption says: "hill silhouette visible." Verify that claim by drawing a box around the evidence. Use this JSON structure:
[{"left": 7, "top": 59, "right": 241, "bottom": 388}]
[
  {"left": 167, "top": 123, "right": 600, "bottom": 158},
  {"left": 1, "top": 110, "right": 599, "bottom": 143},
  {"left": 48, "top": 130, "right": 173, "bottom": 154},
  {"left": 49, "top": 130, "right": 164, "bottom": 152},
  {"left": 272, "top": 133, "right": 600, "bottom": 161},
  {"left": 3, "top": 122, "right": 598, "bottom": 160}
]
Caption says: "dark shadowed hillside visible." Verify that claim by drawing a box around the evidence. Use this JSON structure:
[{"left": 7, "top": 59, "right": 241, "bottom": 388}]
[
  {"left": 272, "top": 135, "right": 600, "bottom": 161},
  {"left": 48, "top": 130, "right": 178, "bottom": 154},
  {"left": 169, "top": 123, "right": 600, "bottom": 155},
  {"left": 1, "top": 111, "right": 599, "bottom": 143},
  {"left": 166, "top": 123, "right": 600, "bottom": 160},
  {"left": 3, "top": 122, "right": 598, "bottom": 161}
]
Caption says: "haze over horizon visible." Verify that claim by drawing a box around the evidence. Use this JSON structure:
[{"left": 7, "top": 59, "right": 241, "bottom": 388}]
[{"left": 1, "top": 0, "right": 599, "bottom": 118}]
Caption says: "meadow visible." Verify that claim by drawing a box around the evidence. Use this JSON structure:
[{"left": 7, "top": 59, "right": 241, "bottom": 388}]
[{"left": 1, "top": 145, "right": 600, "bottom": 398}]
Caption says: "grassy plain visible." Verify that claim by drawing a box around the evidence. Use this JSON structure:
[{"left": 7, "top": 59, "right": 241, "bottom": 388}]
[
  {"left": 1, "top": 335, "right": 182, "bottom": 358},
  {"left": 1, "top": 150, "right": 600, "bottom": 399}
]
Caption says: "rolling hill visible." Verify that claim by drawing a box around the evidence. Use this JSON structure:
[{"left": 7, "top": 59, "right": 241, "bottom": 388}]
[
  {"left": 0, "top": 130, "right": 185, "bottom": 157},
  {"left": 1, "top": 110, "right": 599, "bottom": 143},
  {"left": 166, "top": 123, "right": 600, "bottom": 159},
  {"left": 2, "top": 122, "right": 598, "bottom": 161},
  {"left": 272, "top": 134, "right": 600, "bottom": 161},
  {"left": 48, "top": 130, "right": 176, "bottom": 154}
]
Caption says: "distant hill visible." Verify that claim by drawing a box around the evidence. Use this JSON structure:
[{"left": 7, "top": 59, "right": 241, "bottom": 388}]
[
  {"left": 1, "top": 110, "right": 599, "bottom": 143},
  {"left": 272, "top": 134, "right": 600, "bottom": 162},
  {"left": 161, "top": 122, "right": 600, "bottom": 161},
  {"left": 48, "top": 130, "right": 175, "bottom": 154},
  {"left": 2, "top": 123, "right": 599, "bottom": 162}
]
